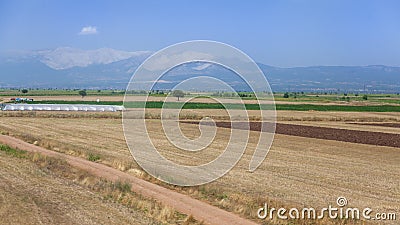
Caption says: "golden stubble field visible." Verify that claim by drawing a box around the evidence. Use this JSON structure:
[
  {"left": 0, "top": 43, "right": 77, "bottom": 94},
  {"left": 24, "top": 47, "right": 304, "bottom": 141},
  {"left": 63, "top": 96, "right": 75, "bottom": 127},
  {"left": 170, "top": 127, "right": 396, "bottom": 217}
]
[
  {"left": 0, "top": 150, "right": 158, "bottom": 225},
  {"left": 0, "top": 109, "right": 399, "bottom": 224}
]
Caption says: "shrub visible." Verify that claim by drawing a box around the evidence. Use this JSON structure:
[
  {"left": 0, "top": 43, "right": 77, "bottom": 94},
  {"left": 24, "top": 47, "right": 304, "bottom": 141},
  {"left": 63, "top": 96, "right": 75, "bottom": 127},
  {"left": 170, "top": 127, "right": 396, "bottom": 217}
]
[
  {"left": 283, "top": 92, "right": 289, "bottom": 98},
  {"left": 172, "top": 90, "right": 185, "bottom": 101},
  {"left": 0, "top": 144, "right": 27, "bottom": 158},
  {"left": 113, "top": 181, "right": 132, "bottom": 192},
  {"left": 88, "top": 153, "right": 101, "bottom": 162},
  {"left": 78, "top": 90, "right": 87, "bottom": 98}
]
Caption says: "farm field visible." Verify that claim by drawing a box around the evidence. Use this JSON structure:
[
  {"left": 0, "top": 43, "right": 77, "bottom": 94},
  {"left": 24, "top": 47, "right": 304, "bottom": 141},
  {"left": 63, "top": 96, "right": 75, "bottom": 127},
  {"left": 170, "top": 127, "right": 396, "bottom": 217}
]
[
  {"left": 0, "top": 145, "right": 175, "bottom": 225},
  {"left": 1, "top": 1, "right": 399, "bottom": 225},
  {"left": 0, "top": 89, "right": 125, "bottom": 97},
  {"left": 3, "top": 100, "right": 400, "bottom": 112},
  {"left": 2, "top": 93, "right": 400, "bottom": 106},
  {"left": 0, "top": 110, "right": 399, "bottom": 224}
]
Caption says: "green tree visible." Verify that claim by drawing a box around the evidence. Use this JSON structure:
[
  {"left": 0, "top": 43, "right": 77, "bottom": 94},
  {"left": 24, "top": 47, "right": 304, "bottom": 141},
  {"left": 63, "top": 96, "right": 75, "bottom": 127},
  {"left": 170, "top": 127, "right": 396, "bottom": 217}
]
[
  {"left": 172, "top": 90, "right": 185, "bottom": 101},
  {"left": 21, "top": 89, "right": 28, "bottom": 94},
  {"left": 362, "top": 95, "right": 368, "bottom": 100},
  {"left": 79, "top": 90, "right": 87, "bottom": 98},
  {"left": 283, "top": 92, "right": 289, "bottom": 98}
]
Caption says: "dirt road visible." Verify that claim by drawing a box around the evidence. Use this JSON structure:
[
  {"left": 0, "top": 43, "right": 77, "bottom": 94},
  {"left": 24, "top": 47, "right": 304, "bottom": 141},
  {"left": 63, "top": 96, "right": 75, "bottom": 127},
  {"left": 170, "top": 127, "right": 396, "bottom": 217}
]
[{"left": 0, "top": 135, "right": 258, "bottom": 225}]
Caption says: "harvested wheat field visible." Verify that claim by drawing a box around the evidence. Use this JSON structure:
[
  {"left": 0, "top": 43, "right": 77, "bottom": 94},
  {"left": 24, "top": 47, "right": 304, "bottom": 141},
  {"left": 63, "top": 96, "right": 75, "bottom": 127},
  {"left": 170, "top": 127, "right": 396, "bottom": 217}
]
[
  {"left": 0, "top": 147, "right": 161, "bottom": 225},
  {"left": 0, "top": 110, "right": 399, "bottom": 224}
]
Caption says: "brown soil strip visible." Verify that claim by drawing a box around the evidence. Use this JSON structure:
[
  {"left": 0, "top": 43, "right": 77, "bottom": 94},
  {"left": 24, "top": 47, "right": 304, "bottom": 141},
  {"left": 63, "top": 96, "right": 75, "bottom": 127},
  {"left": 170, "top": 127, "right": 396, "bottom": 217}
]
[
  {"left": 182, "top": 121, "right": 400, "bottom": 148},
  {"left": 348, "top": 122, "right": 400, "bottom": 128},
  {"left": 0, "top": 135, "right": 258, "bottom": 225}
]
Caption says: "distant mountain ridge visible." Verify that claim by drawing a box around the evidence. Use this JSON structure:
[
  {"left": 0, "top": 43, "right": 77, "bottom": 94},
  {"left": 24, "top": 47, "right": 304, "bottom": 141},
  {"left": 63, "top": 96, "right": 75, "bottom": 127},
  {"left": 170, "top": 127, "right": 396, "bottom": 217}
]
[
  {"left": 0, "top": 47, "right": 399, "bottom": 92},
  {"left": 40, "top": 47, "right": 151, "bottom": 70}
]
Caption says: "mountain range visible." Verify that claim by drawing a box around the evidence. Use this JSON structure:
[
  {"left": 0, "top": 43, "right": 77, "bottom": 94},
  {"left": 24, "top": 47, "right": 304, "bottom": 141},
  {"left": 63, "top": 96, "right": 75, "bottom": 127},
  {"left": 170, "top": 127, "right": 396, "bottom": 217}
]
[{"left": 1, "top": 47, "right": 399, "bottom": 93}]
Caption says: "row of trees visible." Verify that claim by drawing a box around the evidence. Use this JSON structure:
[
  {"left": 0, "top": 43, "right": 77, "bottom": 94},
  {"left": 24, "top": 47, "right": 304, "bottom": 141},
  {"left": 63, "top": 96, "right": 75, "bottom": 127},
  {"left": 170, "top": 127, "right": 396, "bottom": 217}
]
[
  {"left": 16, "top": 88, "right": 386, "bottom": 102},
  {"left": 78, "top": 89, "right": 185, "bottom": 100},
  {"left": 282, "top": 92, "right": 369, "bottom": 100},
  {"left": 16, "top": 89, "right": 183, "bottom": 100}
]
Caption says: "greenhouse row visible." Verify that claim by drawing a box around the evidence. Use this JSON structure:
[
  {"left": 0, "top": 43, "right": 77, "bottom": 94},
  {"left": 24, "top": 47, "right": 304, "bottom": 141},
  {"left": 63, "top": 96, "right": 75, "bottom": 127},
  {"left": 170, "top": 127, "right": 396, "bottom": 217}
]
[{"left": 1, "top": 104, "right": 125, "bottom": 112}]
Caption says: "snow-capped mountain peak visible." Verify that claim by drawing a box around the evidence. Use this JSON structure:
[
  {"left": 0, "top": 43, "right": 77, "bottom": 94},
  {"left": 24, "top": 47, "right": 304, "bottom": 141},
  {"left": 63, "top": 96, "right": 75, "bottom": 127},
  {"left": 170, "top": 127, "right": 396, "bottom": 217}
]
[{"left": 39, "top": 47, "right": 151, "bottom": 70}]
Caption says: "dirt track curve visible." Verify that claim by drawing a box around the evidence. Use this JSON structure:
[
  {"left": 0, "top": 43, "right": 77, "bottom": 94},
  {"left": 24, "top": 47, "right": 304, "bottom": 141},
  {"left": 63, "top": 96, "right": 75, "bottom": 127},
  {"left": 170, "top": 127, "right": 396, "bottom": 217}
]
[{"left": 0, "top": 135, "right": 258, "bottom": 225}]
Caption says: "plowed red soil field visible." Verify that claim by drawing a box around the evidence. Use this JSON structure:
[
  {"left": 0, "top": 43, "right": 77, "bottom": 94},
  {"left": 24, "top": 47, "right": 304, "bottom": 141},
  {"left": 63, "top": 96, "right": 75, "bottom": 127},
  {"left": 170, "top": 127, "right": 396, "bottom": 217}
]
[{"left": 183, "top": 121, "right": 400, "bottom": 148}]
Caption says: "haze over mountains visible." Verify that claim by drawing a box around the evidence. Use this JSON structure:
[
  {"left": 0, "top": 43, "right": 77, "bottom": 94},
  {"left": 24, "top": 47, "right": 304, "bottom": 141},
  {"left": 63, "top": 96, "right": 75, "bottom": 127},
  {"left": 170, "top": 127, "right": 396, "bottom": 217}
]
[{"left": 1, "top": 47, "right": 399, "bottom": 93}]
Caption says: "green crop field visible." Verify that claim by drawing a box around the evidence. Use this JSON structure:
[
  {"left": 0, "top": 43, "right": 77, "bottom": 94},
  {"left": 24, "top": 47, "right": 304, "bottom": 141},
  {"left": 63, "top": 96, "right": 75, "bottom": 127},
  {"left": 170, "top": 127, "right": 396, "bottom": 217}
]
[
  {"left": 142, "top": 101, "right": 400, "bottom": 112},
  {"left": 19, "top": 100, "right": 400, "bottom": 112}
]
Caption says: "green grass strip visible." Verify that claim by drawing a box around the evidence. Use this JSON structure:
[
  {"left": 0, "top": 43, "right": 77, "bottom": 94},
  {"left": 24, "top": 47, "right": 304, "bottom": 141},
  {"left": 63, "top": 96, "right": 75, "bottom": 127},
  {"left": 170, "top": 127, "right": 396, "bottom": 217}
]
[
  {"left": 23, "top": 100, "right": 400, "bottom": 112},
  {"left": 0, "top": 144, "right": 28, "bottom": 158}
]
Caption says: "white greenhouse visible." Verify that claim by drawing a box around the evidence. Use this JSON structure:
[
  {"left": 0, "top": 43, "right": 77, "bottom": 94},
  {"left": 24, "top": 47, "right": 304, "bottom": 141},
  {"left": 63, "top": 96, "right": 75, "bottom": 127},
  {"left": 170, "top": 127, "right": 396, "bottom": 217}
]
[{"left": 1, "top": 104, "right": 125, "bottom": 112}]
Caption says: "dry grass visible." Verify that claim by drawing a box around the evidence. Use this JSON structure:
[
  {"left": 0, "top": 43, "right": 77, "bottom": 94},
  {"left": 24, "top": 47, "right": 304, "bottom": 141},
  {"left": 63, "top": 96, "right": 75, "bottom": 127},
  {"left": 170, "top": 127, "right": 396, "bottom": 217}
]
[
  {"left": 0, "top": 147, "right": 151, "bottom": 224},
  {"left": 0, "top": 144, "right": 201, "bottom": 225},
  {"left": 3, "top": 108, "right": 400, "bottom": 122},
  {"left": 142, "top": 109, "right": 400, "bottom": 122},
  {"left": 0, "top": 111, "right": 399, "bottom": 224},
  {"left": 135, "top": 121, "right": 399, "bottom": 224}
]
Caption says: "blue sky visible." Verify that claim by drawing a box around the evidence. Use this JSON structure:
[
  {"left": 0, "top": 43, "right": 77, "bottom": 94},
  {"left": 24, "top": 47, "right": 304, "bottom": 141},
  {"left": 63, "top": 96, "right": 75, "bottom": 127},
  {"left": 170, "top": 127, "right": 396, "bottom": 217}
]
[{"left": 0, "top": 0, "right": 399, "bottom": 67}]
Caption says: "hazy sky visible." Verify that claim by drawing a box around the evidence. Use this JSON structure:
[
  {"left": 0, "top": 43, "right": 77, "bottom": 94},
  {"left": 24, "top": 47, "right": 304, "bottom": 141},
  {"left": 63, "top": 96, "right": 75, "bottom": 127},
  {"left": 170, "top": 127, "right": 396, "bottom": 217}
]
[{"left": 0, "top": 0, "right": 399, "bottom": 67}]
